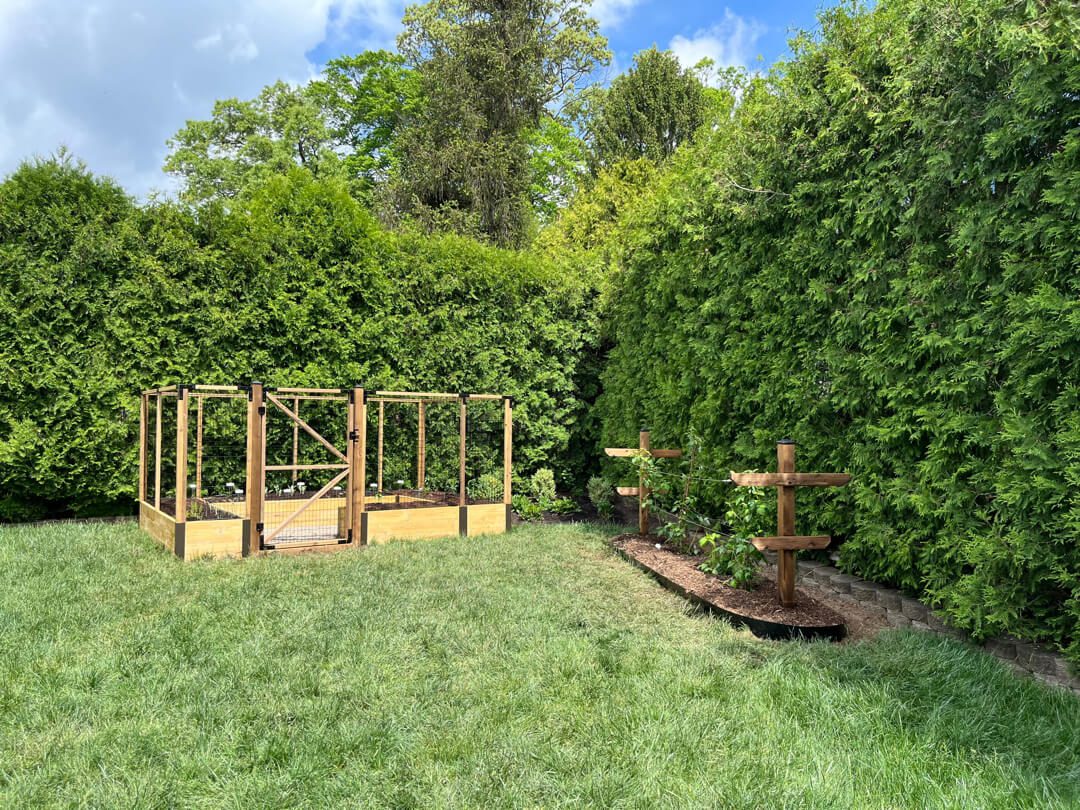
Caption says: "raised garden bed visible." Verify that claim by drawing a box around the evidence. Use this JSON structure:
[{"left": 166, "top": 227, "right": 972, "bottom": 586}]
[{"left": 613, "top": 534, "right": 847, "bottom": 642}]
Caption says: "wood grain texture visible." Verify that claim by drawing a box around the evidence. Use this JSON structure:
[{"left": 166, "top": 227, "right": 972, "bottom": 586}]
[
  {"left": 503, "top": 398, "right": 512, "bottom": 504},
  {"left": 175, "top": 388, "right": 188, "bottom": 523},
  {"left": 730, "top": 472, "right": 851, "bottom": 487},
  {"left": 365, "top": 506, "right": 460, "bottom": 544},
  {"left": 154, "top": 393, "right": 162, "bottom": 509},
  {"left": 184, "top": 519, "right": 245, "bottom": 559},
  {"left": 751, "top": 535, "right": 830, "bottom": 551},
  {"left": 139, "top": 501, "right": 175, "bottom": 552},
  {"left": 777, "top": 441, "right": 796, "bottom": 607},
  {"left": 138, "top": 394, "right": 147, "bottom": 503},
  {"left": 467, "top": 503, "right": 508, "bottom": 536}
]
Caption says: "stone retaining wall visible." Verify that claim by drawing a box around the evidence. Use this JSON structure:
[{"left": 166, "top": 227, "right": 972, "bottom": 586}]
[{"left": 797, "top": 558, "right": 1080, "bottom": 695}]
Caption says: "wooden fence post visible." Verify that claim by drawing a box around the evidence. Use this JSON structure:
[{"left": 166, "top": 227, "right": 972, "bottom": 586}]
[
  {"left": 175, "top": 387, "right": 189, "bottom": 525},
  {"left": 292, "top": 397, "right": 300, "bottom": 484},
  {"left": 154, "top": 393, "right": 162, "bottom": 509},
  {"left": 244, "top": 382, "right": 265, "bottom": 556},
  {"left": 458, "top": 396, "right": 467, "bottom": 507},
  {"left": 417, "top": 401, "right": 426, "bottom": 490},
  {"left": 639, "top": 430, "right": 650, "bottom": 535},
  {"left": 377, "top": 400, "right": 385, "bottom": 492},
  {"left": 503, "top": 397, "right": 513, "bottom": 505},
  {"left": 195, "top": 394, "right": 204, "bottom": 498},
  {"left": 776, "top": 439, "right": 797, "bottom": 607},
  {"left": 138, "top": 393, "right": 147, "bottom": 504},
  {"left": 351, "top": 387, "right": 365, "bottom": 544}
]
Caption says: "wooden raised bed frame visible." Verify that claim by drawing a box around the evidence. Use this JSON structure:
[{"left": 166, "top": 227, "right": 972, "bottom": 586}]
[{"left": 138, "top": 384, "right": 513, "bottom": 559}]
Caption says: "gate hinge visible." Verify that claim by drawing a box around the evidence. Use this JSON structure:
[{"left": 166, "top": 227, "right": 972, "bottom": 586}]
[
  {"left": 349, "top": 429, "right": 360, "bottom": 441},
  {"left": 258, "top": 405, "right": 266, "bottom": 416}
]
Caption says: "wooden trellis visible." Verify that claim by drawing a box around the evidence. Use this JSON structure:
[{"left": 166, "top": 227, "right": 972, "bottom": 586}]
[
  {"left": 605, "top": 430, "right": 682, "bottom": 534},
  {"left": 731, "top": 440, "right": 851, "bottom": 607}
]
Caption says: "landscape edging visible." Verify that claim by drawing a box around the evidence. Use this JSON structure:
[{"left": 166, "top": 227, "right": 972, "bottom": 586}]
[{"left": 796, "top": 558, "right": 1080, "bottom": 695}]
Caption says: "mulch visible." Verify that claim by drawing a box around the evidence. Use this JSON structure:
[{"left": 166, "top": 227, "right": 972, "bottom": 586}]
[{"left": 613, "top": 534, "right": 888, "bottom": 642}]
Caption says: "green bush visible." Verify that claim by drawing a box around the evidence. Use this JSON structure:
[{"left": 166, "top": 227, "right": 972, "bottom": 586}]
[
  {"left": 0, "top": 161, "right": 593, "bottom": 520},
  {"left": 468, "top": 472, "right": 503, "bottom": 502},
  {"left": 529, "top": 468, "right": 557, "bottom": 505},
  {"left": 511, "top": 493, "right": 543, "bottom": 521},
  {"left": 547, "top": 497, "right": 579, "bottom": 516},
  {"left": 595, "top": 0, "right": 1080, "bottom": 665},
  {"left": 586, "top": 475, "right": 614, "bottom": 519}
]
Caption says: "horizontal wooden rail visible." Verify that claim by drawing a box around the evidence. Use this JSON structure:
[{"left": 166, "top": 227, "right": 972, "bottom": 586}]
[
  {"left": 273, "top": 387, "right": 344, "bottom": 394},
  {"left": 265, "top": 463, "right": 349, "bottom": 472},
  {"left": 730, "top": 472, "right": 852, "bottom": 487},
  {"left": 605, "top": 447, "right": 682, "bottom": 458},
  {"left": 190, "top": 391, "right": 246, "bottom": 399},
  {"left": 193, "top": 384, "right": 241, "bottom": 391},
  {"left": 751, "top": 535, "right": 831, "bottom": 551},
  {"left": 375, "top": 390, "right": 503, "bottom": 400}
]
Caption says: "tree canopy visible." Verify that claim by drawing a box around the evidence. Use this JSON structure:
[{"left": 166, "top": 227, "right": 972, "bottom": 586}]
[
  {"left": 388, "top": 0, "right": 609, "bottom": 246},
  {"left": 580, "top": 47, "right": 708, "bottom": 167}
]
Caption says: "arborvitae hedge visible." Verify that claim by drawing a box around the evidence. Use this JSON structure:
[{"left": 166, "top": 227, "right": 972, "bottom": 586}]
[
  {"left": 0, "top": 160, "right": 591, "bottom": 520},
  {"left": 597, "top": 0, "right": 1080, "bottom": 664}
]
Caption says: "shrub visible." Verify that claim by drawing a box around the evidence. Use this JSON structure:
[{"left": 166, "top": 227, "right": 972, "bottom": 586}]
[
  {"left": 528, "top": 468, "right": 557, "bottom": 506},
  {"left": 594, "top": 0, "right": 1080, "bottom": 664},
  {"left": 586, "top": 475, "right": 614, "bottom": 519},
  {"left": 0, "top": 162, "right": 594, "bottom": 520},
  {"left": 698, "top": 485, "right": 771, "bottom": 589},
  {"left": 468, "top": 472, "right": 503, "bottom": 502},
  {"left": 547, "top": 497, "right": 579, "bottom": 516},
  {"left": 511, "top": 494, "right": 543, "bottom": 521}
]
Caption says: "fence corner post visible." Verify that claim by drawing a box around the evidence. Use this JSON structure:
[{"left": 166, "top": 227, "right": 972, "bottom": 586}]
[{"left": 244, "top": 382, "right": 265, "bottom": 556}]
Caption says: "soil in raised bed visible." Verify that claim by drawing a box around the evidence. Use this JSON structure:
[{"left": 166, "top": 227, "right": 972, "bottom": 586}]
[{"left": 613, "top": 534, "right": 887, "bottom": 642}]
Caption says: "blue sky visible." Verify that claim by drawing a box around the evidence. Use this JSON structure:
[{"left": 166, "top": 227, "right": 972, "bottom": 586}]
[{"left": 0, "top": 0, "right": 830, "bottom": 198}]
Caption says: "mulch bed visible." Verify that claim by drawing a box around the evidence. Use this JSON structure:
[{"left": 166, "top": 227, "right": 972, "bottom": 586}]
[{"left": 614, "top": 534, "right": 856, "bottom": 641}]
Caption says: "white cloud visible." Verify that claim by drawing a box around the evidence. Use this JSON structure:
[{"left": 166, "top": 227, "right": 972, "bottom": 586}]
[
  {"left": 668, "top": 9, "right": 765, "bottom": 79},
  {"left": 589, "top": 0, "right": 641, "bottom": 29},
  {"left": 0, "top": 0, "right": 404, "bottom": 198}
]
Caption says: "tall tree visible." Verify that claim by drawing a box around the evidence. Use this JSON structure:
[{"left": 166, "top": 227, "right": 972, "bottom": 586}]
[
  {"left": 165, "top": 51, "right": 416, "bottom": 203},
  {"left": 165, "top": 81, "right": 338, "bottom": 203},
  {"left": 582, "top": 47, "right": 707, "bottom": 167},
  {"left": 308, "top": 52, "right": 420, "bottom": 185},
  {"left": 389, "top": 0, "right": 609, "bottom": 247}
]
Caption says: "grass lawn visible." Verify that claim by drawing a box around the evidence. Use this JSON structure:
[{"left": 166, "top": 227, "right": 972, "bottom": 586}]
[{"left": 0, "top": 521, "right": 1078, "bottom": 808}]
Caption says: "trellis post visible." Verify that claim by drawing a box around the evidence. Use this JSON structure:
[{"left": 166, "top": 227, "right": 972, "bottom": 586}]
[
  {"left": 730, "top": 440, "right": 851, "bottom": 608},
  {"left": 154, "top": 393, "right": 162, "bottom": 509},
  {"left": 604, "top": 429, "right": 682, "bottom": 535}
]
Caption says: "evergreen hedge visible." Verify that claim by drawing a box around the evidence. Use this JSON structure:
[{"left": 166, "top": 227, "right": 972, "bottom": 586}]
[
  {"left": 0, "top": 161, "right": 591, "bottom": 520},
  {"left": 597, "top": 0, "right": 1080, "bottom": 664}
]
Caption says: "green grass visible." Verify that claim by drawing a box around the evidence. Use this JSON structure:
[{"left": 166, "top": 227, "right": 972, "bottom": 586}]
[{"left": 0, "top": 521, "right": 1078, "bottom": 808}]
